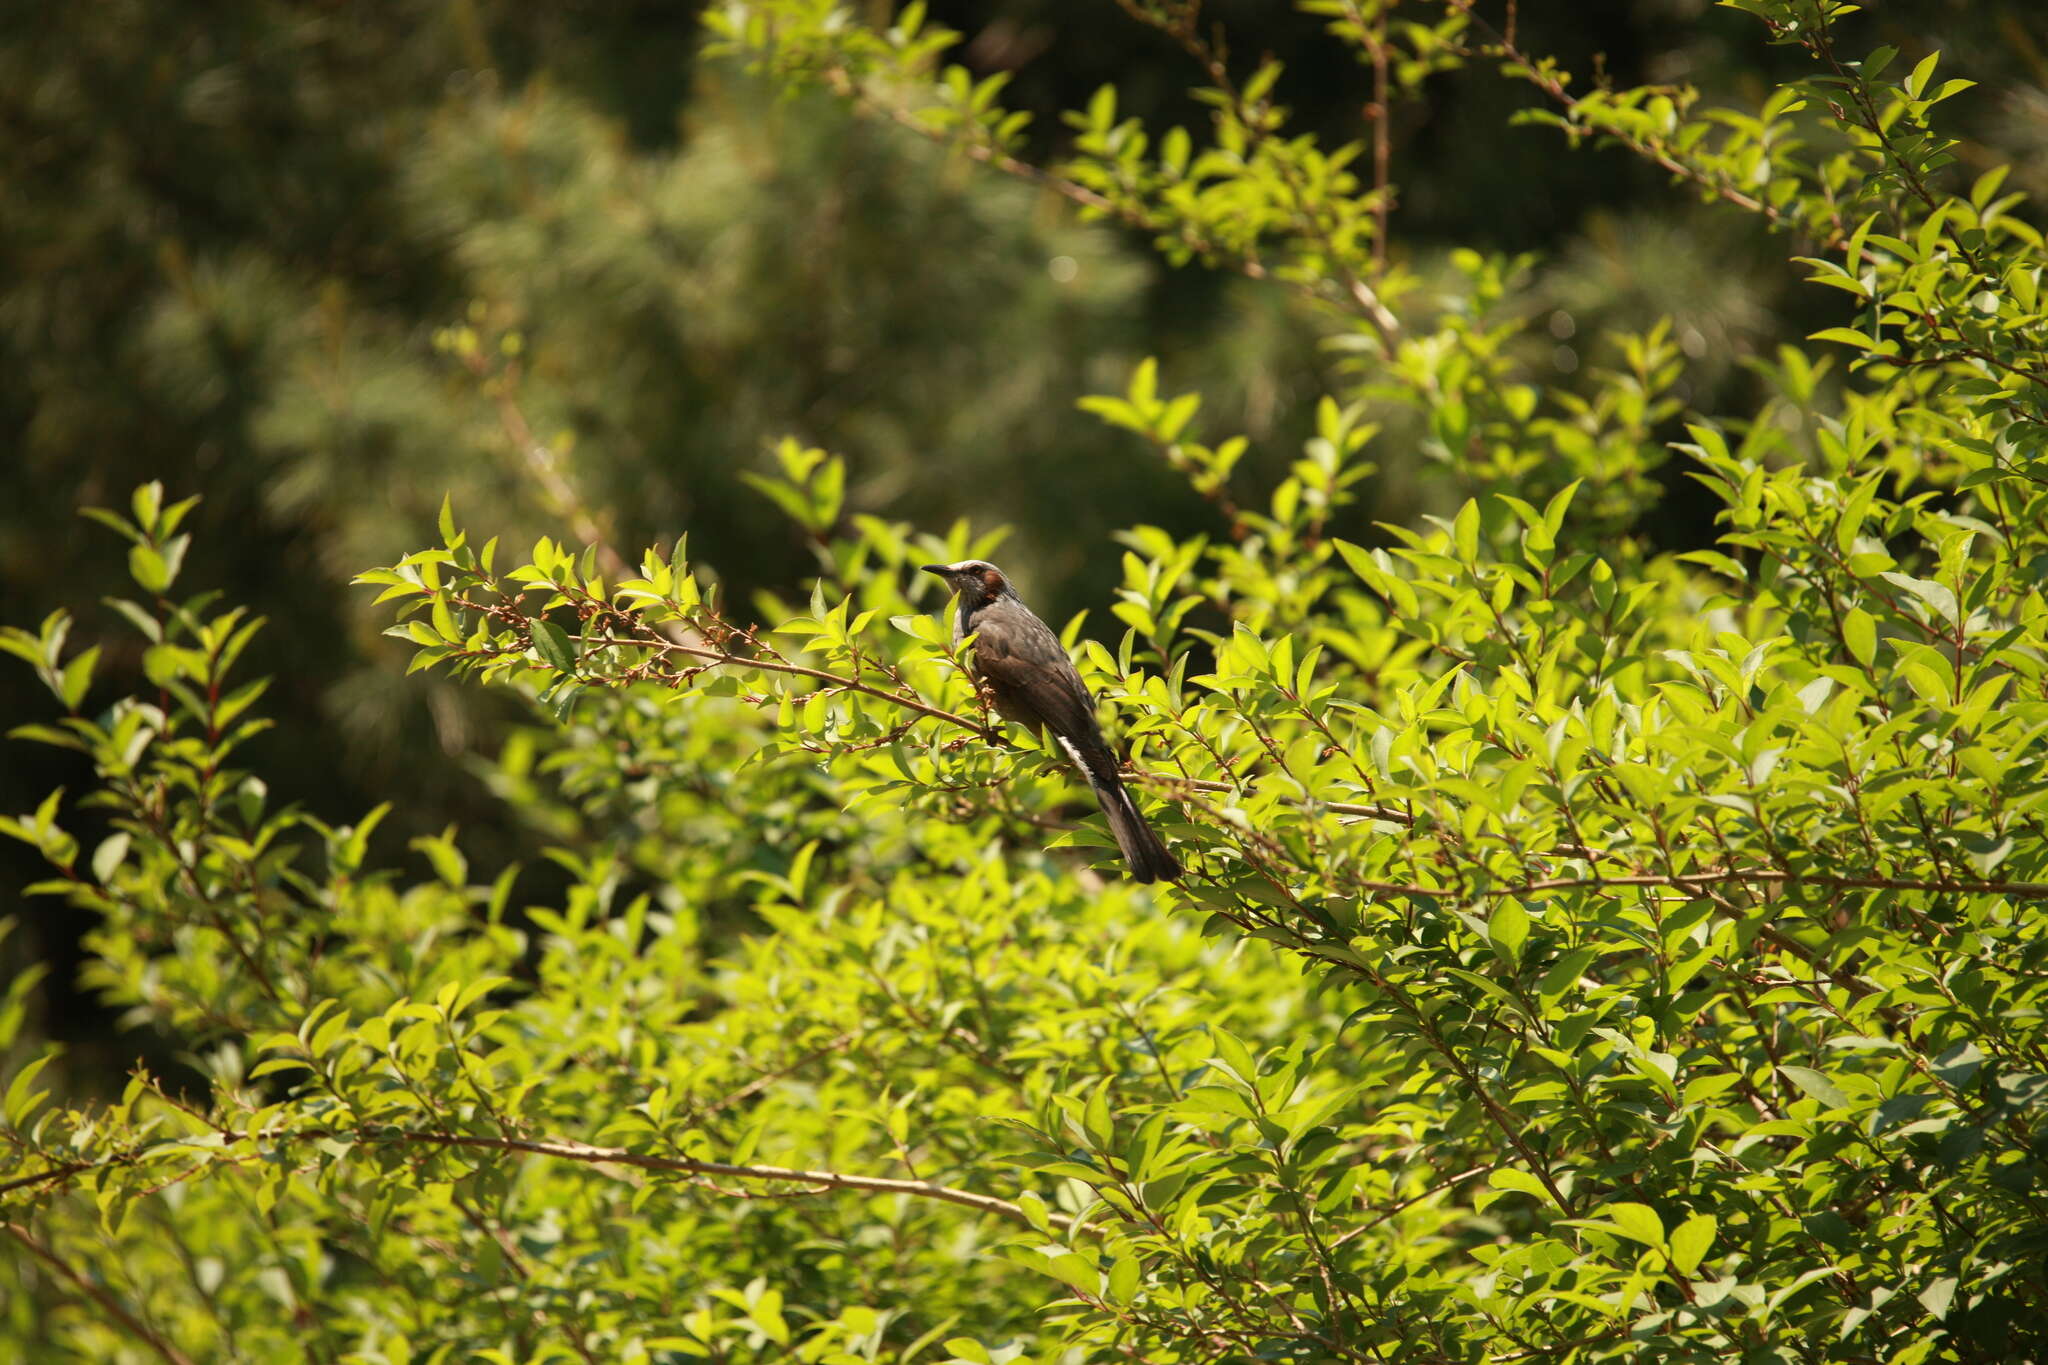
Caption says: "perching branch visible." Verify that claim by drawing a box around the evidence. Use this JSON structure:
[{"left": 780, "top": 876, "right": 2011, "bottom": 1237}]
[
  {"left": 2, "top": 1128, "right": 1078, "bottom": 1236},
  {"left": 440, "top": 587, "right": 2048, "bottom": 907}
]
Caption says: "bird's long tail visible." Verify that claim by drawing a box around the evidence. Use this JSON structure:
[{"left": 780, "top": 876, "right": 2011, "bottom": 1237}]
[
  {"left": 1089, "top": 768, "right": 1181, "bottom": 884},
  {"left": 1051, "top": 733, "right": 1180, "bottom": 883}
]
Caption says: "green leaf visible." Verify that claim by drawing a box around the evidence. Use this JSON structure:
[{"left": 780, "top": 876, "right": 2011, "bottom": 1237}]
[
  {"left": 1080, "top": 1083, "right": 1114, "bottom": 1149},
  {"left": 131, "top": 481, "right": 164, "bottom": 534},
  {"left": 1451, "top": 498, "right": 1481, "bottom": 564},
  {"left": 7, "top": 724, "right": 86, "bottom": 753},
  {"left": 1209, "top": 1028, "right": 1258, "bottom": 1087},
  {"left": 58, "top": 645, "right": 99, "bottom": 710},
  {"left": 1540, "top": 479, "right": 1580, "bottom": 541},
  {"left": 79, "top": 506, "right": 141, "bottom": 544},
  {"left": 1604, "top": 1201, "right": 1665, "bottom": 1248},
  {"left": 1128, "top": 356, "right": 1158, "bottom": 410},
  {"left": 91, "top": 832, "right": 131, "bottom": 883},
  {"left": 1044, "top": 1252, "right": 1100, "bottom": 1296},
  {"left": 1486, "top": 899, "right": 1529, "bottom": 964},
  {"left": 3, "top": 1051, "right": 57, "bottom": 1126},
  {"left": 128, "top": 543, "right": 169, "bottom": 594},
  {"left": 1488, "top": 1168, "right": 1553, "bottom": 1204},
  {"left": 1104, "top": 1256, "right": 1141, "bottom": 1304},
  {"left": 530, "top": 619, "right": 578, "bottom": 673},
  {"left": 1669, "top": 1212, "right": 1716, "bottom": 1276},
  {"left": 1904, "top": 49, "right": 1938, "bottom": 99},
  {"left": 1780, "top": 1065, "right": 1851, "bottom": 1111},
  {"left": 1841, "top": 608, "right": 1876, "bottom": 667},
  {"left": 1809, "top": 326, "right": 1879, "bottom": 352}
]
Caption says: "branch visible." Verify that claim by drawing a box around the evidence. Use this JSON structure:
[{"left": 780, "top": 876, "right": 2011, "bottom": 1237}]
[
  {"left": 5, "top": 1221, "right": 199, "bottom": 1365},
  {"left": 433, "top": 598, "right": 988, "bottom": 737},
  {"left": 2, "top": 1128, "right": 1077, "bottom": 1236},
  {"left": 462, "top": 348, "right": 628, "bottom": 584},
  {"left": 1113, "top": 0, "right": 1402, "bottom": 351},
  {"left": 434, "top": 582, "right": 2048, "bottom": 908},
  {"left": 493, "top": 626, "right": 2048, "bottom": 905},
  {"left": 607, "top": 631, "right": 986, "bottom": 734},
  {"left": 1334, "top": 865, "right": 2048, "bottom": 902},
  {"left": 1440, "top": 0, "right": 1808, "bottom": 239},
  {"left": 828, "top": 66, "right": 1400, "bottom": 342},
  {"left": 0, "top": 1158, "right": 110, "bottom": 1201},
  {"left": 1138, "top": 772, "right": 1416, "bottom": 827},
  {"left": 392, "top": 1130, "right": 1064, "bottom": 1225}
]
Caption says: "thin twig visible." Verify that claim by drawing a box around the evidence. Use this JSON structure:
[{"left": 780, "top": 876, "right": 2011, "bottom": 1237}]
[
  {"left": 1440, "top": 0, "right": 1799, "bottom": 235},
  {"left": 827, "top": 58, "right": 1399, "bottom": 339}
]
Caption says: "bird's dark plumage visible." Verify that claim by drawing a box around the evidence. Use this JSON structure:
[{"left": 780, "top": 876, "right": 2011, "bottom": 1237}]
[{"left": 921, "top": 559, "right": 1180, "bottom": 883}]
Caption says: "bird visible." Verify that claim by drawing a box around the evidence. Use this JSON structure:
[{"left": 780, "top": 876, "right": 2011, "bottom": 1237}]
[{"left": 921, "top": 559, "right": 1181, "bottom": 883}]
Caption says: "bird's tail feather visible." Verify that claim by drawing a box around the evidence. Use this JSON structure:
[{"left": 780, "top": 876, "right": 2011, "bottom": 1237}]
[
  {"left": 1052, "top": 733, "right": 1180, "bottom": 883},
  {"left": 1094, "top": 774, "right": 1181, "bottom": 884}
]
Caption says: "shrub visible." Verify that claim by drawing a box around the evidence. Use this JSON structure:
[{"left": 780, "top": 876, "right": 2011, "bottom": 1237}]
[{"left": 5, "top": 1, "right": 2046, "bottom": 1360}]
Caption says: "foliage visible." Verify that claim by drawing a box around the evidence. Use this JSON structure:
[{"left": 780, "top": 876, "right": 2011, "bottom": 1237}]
[
  {"left": 0, "top": 0, "right": 1213, "bottom": 894},
  {"left": 6, "top": 1, "right": 2048, "bottom": 1362}
]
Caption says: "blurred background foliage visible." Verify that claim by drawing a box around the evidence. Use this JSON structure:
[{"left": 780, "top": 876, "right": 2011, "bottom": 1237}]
[{"left": 5, "top": 0, "right": 2047, "bottom": 1067}]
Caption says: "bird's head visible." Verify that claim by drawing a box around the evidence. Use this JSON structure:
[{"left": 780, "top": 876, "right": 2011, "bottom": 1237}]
[{"left": 919, "top": 559, "right": 1013, "bottom": 603}]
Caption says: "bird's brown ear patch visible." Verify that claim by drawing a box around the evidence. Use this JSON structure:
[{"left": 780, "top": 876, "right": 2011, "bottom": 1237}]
[{"left": 980, "top": 566, "right": 1006, "bottom": 595}]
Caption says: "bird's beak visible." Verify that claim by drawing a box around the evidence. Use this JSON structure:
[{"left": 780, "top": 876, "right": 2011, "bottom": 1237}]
[{"left": 918, "top": 564, "right": 949, "bottom": 579}]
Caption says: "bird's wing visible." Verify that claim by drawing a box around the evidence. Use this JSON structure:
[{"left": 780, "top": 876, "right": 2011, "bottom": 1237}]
[
  {"left": 968, "top": 599, "right": 1105, "bottom": 748},
  {"left": 969, "top": 598, "right": 1180, "bottom": 882}
]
